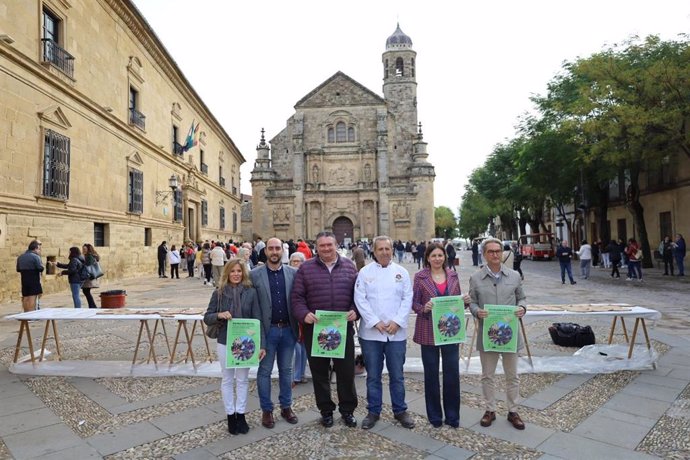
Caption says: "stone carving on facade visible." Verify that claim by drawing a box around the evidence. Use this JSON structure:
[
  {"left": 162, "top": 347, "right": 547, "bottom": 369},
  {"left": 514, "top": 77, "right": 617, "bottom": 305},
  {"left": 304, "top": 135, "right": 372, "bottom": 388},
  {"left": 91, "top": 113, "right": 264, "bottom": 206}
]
[
  {"left": 273, "top": 206, "right": 291, "bottom": 225},
  {"left": 393, "top": 201, "right": 411, "bottom": 220},
  {"left": 311, "top": 202, "right": 321, "bottom": 236},
  {"left": 312, "top": 164, "right": 320, "bottom": 183},
  {"left": 329, "top": 167, "right": 356, "bottom": 186},
  {"left": 363, "top": 163, "right": 372, "bottom": 182},
  {"left": 376, "top": 109, "right": 387, "bottom": 132},
  {"left": 364, "top": 201, "right": 375, "bottom": 236}
]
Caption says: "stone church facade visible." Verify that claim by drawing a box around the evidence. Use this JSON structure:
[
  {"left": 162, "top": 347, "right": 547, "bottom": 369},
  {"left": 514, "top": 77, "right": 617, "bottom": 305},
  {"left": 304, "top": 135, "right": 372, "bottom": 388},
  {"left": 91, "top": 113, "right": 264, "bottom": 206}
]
[{"left": 250, "top": 25, "right": 435, "bottom": 244}]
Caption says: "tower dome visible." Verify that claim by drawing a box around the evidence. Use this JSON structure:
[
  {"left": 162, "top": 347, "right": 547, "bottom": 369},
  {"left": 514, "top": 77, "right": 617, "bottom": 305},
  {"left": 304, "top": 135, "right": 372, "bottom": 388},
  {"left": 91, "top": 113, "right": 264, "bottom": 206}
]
[{"left": 385, "top": 23, "right": 413, "bottom": 50}]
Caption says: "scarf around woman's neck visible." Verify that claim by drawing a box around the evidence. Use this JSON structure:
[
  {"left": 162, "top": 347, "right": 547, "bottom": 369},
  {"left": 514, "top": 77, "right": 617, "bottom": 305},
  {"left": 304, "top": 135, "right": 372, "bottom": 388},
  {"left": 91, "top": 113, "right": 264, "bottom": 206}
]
[{"left": 223, "top": 284, "right": 244, "bottom": 318}]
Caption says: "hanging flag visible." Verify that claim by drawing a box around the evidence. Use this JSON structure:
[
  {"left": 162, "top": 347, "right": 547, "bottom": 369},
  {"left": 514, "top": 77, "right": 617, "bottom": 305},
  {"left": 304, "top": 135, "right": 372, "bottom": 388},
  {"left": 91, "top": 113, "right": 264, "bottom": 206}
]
[
  {"left": 192, "top": 122, "right": 201, "bottom": 147},
  {"left": 182, "top": 120, "right": 195, "bottom": 152}
]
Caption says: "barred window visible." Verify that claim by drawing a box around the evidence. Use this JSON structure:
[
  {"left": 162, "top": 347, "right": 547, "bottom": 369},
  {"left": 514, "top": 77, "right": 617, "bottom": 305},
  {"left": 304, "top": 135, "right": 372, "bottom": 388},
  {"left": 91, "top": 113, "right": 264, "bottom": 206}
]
[
  {"left": 201, "top": 200, "right": 208, "bottom": 226},
  {"left": 128, "top": 169, "right": 143, "bottom": 213},
  {"left": 233, "top": 211, "right": 238, "bottom": 233},
  {"left": 220, "top": 206, "right": 225, "bottom": 229},
  {"left": 43, "top": 129, "right": 70, "bottom": 199},
  {"left": 173, "top": 190, "right": 183, "bottom": 221}
]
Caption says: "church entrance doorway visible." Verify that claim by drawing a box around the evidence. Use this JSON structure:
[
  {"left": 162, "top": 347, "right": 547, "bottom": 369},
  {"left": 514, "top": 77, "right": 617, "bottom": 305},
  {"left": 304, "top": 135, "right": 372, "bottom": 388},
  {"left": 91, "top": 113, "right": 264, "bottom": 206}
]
[{"left": 332, "top": 216, "right": 354, "bottom": 245}]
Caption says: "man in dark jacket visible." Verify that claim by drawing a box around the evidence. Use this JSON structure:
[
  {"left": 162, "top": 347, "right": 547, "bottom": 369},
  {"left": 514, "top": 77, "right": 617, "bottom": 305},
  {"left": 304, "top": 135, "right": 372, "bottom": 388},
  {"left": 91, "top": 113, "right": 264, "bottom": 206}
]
[
  {"left": 291, "top": 231, "right": 359, "bottom": 428},
  {"left": 16, "top": 240, "right": 44, "bottom": 312},
  {"left": 157, "top": 241, "right": 168, "bottom": 278},
  {"left": 556, "top": 240, "right": 576, "bottom": 285}
]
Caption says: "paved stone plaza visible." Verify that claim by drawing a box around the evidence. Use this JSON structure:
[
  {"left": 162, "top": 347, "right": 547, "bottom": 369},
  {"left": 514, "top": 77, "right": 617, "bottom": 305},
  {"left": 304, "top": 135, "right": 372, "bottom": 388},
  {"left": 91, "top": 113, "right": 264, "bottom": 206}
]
[{"left": 1, "top": 251, "right": 689, "bottom": 459}]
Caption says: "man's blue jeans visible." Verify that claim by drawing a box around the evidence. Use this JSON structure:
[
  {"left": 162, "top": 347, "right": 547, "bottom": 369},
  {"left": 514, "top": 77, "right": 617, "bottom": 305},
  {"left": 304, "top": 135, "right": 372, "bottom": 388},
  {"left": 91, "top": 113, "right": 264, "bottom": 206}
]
[
  {"left": 559, "top": 261, "right": 574, "bottom": 283},
  {"left": 293, "top": 342, "right": 307, "bottom": 382},
  {"left": 257, "top": 325, "right": 296, "bottom": 411},
  {"left": 359, "top": 338, "right": 407, "bottom": 415},
  {"left": 69, "top": 283, "right": 82, "bottom": 308}
]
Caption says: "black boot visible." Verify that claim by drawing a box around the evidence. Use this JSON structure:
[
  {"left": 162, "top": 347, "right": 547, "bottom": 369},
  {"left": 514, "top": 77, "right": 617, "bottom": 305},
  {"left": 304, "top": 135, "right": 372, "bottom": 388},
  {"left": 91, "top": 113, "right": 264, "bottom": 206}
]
[
  {"left": 227, "top": 414, "right": 237, "bottom": 435},
  {"left": 236, "top": 413, "right": 249, "bottom": 434}
]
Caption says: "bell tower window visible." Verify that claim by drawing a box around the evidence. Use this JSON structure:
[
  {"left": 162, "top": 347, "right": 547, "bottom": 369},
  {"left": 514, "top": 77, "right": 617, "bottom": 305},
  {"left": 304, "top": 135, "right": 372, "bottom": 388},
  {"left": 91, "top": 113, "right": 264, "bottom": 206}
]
[
  {"left": 384, "top": 59, "right": 389, "bottom": 79},
  {"left": 411, "top": 58, "right": 415, "bottom": 77},
  {"left": 395, "top": 57, "right": 404, "bottom": 77}
]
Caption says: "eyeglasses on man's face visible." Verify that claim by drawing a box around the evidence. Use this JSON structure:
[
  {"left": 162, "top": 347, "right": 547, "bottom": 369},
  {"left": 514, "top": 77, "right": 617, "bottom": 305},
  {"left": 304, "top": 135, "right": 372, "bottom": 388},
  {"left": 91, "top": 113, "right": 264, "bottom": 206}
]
[{"left": 486, "top": 249, "right": 502, "bottom": 256}]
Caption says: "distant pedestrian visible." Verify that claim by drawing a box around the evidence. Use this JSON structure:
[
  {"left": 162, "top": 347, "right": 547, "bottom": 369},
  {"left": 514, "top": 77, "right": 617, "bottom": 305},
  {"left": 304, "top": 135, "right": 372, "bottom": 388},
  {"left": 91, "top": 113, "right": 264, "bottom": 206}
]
[
  {"left": 157, "top": 241, "right": 168, "bottom": 278},
  {"left": 577, "top": 240, "right": 592, "bottom": 279},
  {"left": 674, "top": 234, "right": 686, "bottom": 276},
  {"left": 471, "top": 240, "right": 479, "bottom": 266},
  {"left": 201, "top": 243, "right": 212, "bottom": 285},
  {"left": 351, "top": 245, "right": 366, "bottom": 271},
  {"left": 416, "top": 241, "right": 426, "bottom": 269},
  {"left": 661, "top": 236, "right": 674, "bottom": 276},
  {"left": 445, "top": 241, "right": 457, "bottom": 271},
  {"left": 512, "top": 243, "right": 524, "bottom": 280},
  {"left": 168, "top": 245, "right": 181, "bottom": 279},
  {"left": 625, "top": 238, "right": 643, "bottom": 281},
  {"left": 16, "top": 240, "right": 44, "bottom": 312},
  {"left": 210, "top": 243, "right": 228, "bottom": 286},
  {"left": 81, "top": 243, "right": 100, "bottom": 308},
  {"left": 556, "top": 240, "right": 576, "bottom": 285},
  {"left": 289, "top": 252, "right": 308, "bottom": 388},
  {"left": 607, "top": 240, "right": 621, "bottom": 278},
  {"left": 56, "top": 246, "right": 86, "bottom": 308},
  {"left": 185, "top": 243, "right": 196, "bottom": 277}
]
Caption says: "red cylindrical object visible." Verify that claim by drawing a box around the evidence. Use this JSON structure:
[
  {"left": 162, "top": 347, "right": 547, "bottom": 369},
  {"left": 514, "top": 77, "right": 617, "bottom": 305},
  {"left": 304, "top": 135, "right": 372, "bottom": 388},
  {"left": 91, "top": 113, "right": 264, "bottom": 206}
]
[{"left": 100, "top": 290, "right": 126, "bottom": 308}]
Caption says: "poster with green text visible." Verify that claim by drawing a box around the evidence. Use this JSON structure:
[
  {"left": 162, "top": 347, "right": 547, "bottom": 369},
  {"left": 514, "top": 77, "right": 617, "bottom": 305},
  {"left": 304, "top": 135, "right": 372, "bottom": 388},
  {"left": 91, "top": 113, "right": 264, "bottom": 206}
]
[
  {"left": 482, "top": 305, "right": 518, "bottom": 353},
  {"left": 431, "top": 296, "right": 466, "bottom": 345},
  {"left": 226, "top": 319, "right": 261, "bottom": 368},
  {"left": 311, "top": 310, "right": 348, "bottom": 359}
]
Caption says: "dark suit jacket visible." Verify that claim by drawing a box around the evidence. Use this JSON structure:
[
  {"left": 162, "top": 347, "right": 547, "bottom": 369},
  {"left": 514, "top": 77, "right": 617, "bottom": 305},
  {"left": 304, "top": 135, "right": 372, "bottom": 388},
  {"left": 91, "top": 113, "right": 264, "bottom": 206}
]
[{"left": 250, "top": 264, "right": 298, "bottom": 338}]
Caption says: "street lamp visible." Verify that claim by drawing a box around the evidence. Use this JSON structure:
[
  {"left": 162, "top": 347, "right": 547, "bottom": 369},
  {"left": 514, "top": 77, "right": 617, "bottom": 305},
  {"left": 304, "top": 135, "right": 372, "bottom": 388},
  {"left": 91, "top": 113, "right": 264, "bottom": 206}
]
[{"left": 155, "top": 174, "right": 179, "bottom": 205}]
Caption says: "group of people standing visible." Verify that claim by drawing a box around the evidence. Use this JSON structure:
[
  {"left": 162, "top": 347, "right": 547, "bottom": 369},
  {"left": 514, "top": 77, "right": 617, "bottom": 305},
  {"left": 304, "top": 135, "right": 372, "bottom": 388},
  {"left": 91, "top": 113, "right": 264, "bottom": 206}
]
[
  {"left": 16, "top": 240, "right": 101, "bottom": 310},
  {"left": 204, "top": 233, "right": 528, "bottom": 435},
  {"left": 557, "top": 234, "right": 686, "bottom": 283}
]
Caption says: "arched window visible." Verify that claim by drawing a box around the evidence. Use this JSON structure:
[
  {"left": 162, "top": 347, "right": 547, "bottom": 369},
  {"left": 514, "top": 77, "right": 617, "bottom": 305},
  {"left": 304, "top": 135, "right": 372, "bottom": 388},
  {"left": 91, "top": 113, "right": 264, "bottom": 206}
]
[
  {"left": 411, "top": 58, "right": 415, "bottom": 77},
  {"left": 384, "top": 59, "right": 388, "bottom": 79},
  {"left": 347, "top": 127, "right": 355, "bottom": 142},
  {"left": 336, "top": 122, "right": 347, "bottom": 142},
  {"left": 395, "top": 57, "right": 404, "bottom": 77},
  {"left": 328, "top": 127, "right": 334, "bottom": 143}
]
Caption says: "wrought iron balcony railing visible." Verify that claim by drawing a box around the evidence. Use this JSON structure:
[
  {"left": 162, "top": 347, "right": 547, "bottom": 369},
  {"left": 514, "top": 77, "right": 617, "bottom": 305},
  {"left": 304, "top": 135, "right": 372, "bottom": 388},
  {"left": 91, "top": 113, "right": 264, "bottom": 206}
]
[
  {"left": 41, "top": 39, "right": 74, "bottom": 78},
  {"left": 129, "top": 108, "right": 146, "bottom": 130},
  {"left": 173, "top": 141, "right": 185, "bottom": 156}
]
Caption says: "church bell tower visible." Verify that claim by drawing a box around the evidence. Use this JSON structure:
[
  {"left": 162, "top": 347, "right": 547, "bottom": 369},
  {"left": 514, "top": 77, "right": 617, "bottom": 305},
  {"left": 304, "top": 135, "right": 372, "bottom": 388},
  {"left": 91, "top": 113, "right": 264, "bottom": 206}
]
[{"left": 382, "top": 23, "right": 418, "bottom": 134}]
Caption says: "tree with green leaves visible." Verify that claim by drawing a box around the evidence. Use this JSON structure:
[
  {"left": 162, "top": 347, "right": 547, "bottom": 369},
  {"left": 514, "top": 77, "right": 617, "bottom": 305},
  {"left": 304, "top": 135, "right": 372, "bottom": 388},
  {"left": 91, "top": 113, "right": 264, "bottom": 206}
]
[
  {"left": 541, "top": 35, "right": 690, "bottom": 266},
  {"left": 434, "top": 206, "right": 457, "bottom": 239}
]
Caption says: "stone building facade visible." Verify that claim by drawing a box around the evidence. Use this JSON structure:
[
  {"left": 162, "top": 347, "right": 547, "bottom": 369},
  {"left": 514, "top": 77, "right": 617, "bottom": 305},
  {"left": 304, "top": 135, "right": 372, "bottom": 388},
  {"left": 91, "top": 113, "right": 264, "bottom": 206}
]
[
  {"left": 250, "top": 25, "right": 435, "bottom": 244},
  {"left": 0, "top": 0, "right": 243, "bottom": 302}
]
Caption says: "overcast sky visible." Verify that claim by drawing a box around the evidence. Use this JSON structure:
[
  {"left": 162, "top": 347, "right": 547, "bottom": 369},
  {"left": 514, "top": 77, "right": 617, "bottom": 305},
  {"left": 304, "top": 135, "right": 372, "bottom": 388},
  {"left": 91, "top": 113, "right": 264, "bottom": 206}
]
[{"left": 132, "top": 0, "right": 690, "bottom": 215}]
